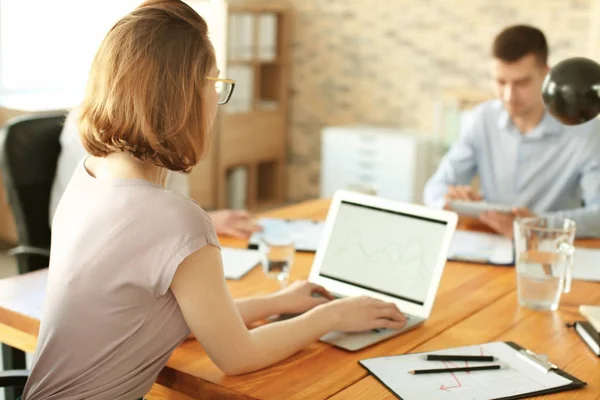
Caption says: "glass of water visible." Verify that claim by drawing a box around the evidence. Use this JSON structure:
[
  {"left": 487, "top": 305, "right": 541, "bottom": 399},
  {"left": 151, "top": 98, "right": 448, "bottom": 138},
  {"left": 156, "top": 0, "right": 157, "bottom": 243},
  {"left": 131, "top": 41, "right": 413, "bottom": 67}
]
[
  {"left": 514, "top": 216, "right": 576, "bottom": 311},
  {"left": 259, "top": 235, "right": 295, "bottom": 286}
]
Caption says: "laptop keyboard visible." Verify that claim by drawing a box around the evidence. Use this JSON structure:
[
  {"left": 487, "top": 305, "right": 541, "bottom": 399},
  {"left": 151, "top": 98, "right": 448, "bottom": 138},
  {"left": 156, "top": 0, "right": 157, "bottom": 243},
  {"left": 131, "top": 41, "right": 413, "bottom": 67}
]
[
  {"left": 372, "top": 313, "right": 414, "bottom": 333},
  {"left": 311, "top": 292, "right": 416, "bottom": 333}
]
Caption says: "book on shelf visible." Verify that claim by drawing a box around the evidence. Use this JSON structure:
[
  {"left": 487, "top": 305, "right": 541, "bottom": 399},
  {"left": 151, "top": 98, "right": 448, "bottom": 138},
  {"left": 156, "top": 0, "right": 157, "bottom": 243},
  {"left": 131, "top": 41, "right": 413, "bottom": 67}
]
[
  {"left": 226, "top": 65, "right": 254, "bottom": 114},
  {"left": 227, "top": 11, "right": 278, "bottom": 62},
  {"left": 257, "top": 13, "right": 277, "bottom": 61},
  {"left": 227, "top": 12, "right": 254, "bottom": 61}
]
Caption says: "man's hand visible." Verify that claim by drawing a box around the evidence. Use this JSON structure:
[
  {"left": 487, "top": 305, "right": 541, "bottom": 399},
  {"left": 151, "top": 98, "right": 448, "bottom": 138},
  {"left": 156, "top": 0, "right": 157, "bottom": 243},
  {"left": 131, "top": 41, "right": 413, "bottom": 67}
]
[
  {"left": 209, "top": 210, "right": 262, "bottom": 239},
  {"left": 272, "top": 281, "right": 335, "bottom": 315},
  {"left": 479, "top": 207, "right": 535, "bottom": 238},
  {"left": 443, "top": 185, "right": 483, "bottom": 210}
]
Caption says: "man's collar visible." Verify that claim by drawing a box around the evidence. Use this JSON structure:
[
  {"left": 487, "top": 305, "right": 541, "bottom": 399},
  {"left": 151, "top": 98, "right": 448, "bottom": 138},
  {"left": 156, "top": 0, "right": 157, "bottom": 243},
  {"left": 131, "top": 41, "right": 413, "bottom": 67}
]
[{"left": 498, "top": 106, "right": 563, "bottom": 138}]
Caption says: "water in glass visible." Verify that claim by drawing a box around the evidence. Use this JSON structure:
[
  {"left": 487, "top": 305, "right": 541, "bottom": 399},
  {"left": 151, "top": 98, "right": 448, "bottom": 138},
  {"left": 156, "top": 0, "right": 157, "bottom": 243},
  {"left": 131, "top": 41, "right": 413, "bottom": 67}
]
[
  {"left": 260, "top": 237, "right": 295, "bottom": 285},
  {"left": 513, "top": 217, "right": 575, "bottom": 312},
  {"left": 516, "top": 251, "right": 566, "bottom": 311}
]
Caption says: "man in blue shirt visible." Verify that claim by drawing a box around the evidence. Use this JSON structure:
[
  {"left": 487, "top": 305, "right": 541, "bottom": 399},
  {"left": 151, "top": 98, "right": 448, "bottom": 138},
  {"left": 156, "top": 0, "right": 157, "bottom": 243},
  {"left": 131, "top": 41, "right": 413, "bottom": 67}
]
[{"left": 424, "top": 25, "right": 600, "bottom": 238}]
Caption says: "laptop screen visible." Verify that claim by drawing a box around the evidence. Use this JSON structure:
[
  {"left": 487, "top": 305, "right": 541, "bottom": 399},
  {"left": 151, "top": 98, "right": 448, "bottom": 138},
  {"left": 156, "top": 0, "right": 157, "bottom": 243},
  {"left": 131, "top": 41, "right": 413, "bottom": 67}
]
[{"left": 318, "top": 200, "right": 449, "bottom": 306}]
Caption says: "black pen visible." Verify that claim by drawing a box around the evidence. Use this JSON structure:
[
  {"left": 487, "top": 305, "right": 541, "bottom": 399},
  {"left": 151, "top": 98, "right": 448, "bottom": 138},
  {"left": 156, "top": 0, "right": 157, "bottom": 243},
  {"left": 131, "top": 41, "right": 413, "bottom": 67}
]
[
  {"left": 426, "top": 354, "right": 496, "bottom": 362},
  {"left": 408, "top": 365, "right": 503, "bottom": 374}
]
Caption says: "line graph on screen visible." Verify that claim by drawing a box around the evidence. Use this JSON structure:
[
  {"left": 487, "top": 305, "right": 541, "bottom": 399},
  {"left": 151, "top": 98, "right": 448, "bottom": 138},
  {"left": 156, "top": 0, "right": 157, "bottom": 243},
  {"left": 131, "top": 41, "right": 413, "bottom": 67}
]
[{"left": 325, "top": 231, "right": 428, "bottom": 283}]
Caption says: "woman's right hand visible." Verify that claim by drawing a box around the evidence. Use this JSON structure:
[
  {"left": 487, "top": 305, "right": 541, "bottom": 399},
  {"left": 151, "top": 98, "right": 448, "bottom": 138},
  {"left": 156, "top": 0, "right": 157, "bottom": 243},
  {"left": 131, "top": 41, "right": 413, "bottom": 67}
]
[{"left": 318, "top": 296, "right": 407, "bottom": 332}]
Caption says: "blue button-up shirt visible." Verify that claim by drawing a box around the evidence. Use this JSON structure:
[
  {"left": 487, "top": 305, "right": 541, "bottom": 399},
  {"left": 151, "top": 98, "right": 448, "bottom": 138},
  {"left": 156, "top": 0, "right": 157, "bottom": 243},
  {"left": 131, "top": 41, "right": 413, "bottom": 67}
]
[{"left": 424, "top": 100, "right": 600, "bottom": 237}]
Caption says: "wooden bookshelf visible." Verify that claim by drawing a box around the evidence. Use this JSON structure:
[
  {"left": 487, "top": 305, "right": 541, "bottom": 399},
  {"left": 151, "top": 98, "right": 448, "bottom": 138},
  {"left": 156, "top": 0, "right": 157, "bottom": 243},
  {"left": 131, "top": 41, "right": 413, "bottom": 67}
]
[
  {"left": 217, "top": 3, "right": 290, "bottom": 211},
  {"left": 187, "top": 3, "right": 290, "bottom": 211}
]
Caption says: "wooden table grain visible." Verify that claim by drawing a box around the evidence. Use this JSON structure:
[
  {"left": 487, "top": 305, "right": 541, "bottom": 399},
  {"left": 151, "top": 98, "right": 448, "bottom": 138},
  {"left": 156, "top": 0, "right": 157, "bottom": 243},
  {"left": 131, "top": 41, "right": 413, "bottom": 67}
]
[
  {"left": 1, "top": 198, "right": 599, "bottom": 400},
  {"left": 329, "top": 268, "right": 600, "bottom": 399}
]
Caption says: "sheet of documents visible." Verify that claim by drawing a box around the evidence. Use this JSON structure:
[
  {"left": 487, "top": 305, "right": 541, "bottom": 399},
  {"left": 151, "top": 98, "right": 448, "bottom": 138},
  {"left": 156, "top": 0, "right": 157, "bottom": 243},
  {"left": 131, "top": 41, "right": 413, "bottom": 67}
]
[
  {"left": 221, "top": 247, "right": 263, "bottom": 280},
  {"left": 249, "top": 218, "right": 325, "bottom": 252},
  {"left": 360, "top": 342, "right": 573, "bottom": 400},
  {"left": 573, "top": 248, "right": 600, "bottom": 281},
  {"left": 447, "top": 230, "right": 514, "bottom": 265}
]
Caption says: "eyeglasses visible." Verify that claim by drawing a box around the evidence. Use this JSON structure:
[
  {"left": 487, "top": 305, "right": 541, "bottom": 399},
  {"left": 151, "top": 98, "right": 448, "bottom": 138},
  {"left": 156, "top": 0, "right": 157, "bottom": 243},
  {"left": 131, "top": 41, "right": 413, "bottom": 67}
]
[{"left": 206, "top": 77, "right": 236, "bottom": 105}]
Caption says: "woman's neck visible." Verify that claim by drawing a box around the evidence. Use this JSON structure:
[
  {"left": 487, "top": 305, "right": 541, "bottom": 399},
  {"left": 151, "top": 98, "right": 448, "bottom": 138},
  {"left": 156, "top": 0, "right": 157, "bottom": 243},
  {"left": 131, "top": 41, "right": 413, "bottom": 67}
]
[{"left": 86, "top": 152, "right": 168, "bottom": 187}]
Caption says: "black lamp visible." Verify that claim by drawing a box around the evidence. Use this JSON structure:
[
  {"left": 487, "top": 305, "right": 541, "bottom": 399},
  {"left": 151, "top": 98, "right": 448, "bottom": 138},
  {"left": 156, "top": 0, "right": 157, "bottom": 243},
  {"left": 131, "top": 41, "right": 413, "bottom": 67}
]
[{"left": 541, "top": 57, "right": 600, "bottom": 125}]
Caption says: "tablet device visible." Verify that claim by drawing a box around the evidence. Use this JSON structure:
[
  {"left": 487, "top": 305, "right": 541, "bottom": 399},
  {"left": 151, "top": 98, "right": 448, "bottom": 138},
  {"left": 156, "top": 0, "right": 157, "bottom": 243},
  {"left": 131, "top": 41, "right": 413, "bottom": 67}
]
[{"left": 448, "top": 200, "right": 512, "bottom": 218}]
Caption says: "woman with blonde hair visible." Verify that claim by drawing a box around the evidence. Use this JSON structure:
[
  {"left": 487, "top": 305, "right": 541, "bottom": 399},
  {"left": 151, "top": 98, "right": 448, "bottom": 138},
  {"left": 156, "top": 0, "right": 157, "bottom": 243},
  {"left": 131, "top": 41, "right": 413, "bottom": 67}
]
[{"left": 22, "top": 1, "right": 405, "bottom": 398}]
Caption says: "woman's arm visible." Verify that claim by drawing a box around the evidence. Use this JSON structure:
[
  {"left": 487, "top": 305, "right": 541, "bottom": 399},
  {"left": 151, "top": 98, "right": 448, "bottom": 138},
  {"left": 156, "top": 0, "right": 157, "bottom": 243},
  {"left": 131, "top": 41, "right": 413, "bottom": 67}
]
[
  {"left": 171, "top": 245, "right": 406, "bottom": 375},
  {"left": 234, "top": 296, "right": 281, "bottom": 325},
  {"left": 235, "top": 281, "right": 334, "bottom": 325},
  {"left": 185, "top": 280, "right": 332, "bottom": 340}
]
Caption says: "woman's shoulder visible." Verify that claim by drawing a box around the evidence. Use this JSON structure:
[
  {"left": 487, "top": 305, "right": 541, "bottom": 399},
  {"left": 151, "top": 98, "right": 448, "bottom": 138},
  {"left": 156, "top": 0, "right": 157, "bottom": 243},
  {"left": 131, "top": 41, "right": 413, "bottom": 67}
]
[{"left": 149, "top": 189, "right": 215, "bottom": 235}]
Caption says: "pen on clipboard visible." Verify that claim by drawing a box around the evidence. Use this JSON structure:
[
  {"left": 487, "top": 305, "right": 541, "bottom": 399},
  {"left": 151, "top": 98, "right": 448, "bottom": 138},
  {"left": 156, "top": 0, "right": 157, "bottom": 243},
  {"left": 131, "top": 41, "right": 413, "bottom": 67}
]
[
  {"left": 425, "top": 354, "right": 496, "bottom": 362},
  {"left": 408, "top": 365, "right": 503, "bottom": 374}
]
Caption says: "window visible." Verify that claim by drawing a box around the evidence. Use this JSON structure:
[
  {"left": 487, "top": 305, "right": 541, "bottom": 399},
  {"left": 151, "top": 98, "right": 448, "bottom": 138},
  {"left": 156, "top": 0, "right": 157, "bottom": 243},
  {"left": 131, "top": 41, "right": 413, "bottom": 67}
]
[{"left": 0, "top": 0, "right": 226, "bottom": 110}]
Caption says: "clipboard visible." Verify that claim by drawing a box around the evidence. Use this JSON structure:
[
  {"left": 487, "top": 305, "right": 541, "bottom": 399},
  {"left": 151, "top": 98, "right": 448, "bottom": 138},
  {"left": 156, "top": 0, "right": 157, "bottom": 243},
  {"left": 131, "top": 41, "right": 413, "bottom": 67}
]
[
  {"left": 359, "top": 341, "right": 586, "bottom": 400},
  {"left": 500, "top": 342, "right": 587, "bottom": 399}
]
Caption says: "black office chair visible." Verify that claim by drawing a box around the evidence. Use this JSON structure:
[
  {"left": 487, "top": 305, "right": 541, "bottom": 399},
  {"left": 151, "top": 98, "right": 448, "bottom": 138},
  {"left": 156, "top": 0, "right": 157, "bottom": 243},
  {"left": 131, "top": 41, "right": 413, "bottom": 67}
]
[
  {"left": 0, "top": 111, "right": 66, "bottom": 400},
  {"left": 0, "top": 111, "right": 66, "bottom": 273},
  {"left": 0, "top": 371, "right": 28, "bottom": 395},
  {"left": 0, "top": 371, "right": 142, "bottom": 399}
]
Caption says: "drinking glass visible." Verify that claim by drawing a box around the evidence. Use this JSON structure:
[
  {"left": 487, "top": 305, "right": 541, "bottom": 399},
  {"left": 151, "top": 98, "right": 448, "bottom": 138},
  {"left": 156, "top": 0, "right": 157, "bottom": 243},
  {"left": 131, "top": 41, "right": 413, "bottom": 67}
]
[
  {"left": 513, "top": 216, "right": 576, "bottom": 311},
  {"left": 259, "top": 234, "right": 295, "bottom": 286}
]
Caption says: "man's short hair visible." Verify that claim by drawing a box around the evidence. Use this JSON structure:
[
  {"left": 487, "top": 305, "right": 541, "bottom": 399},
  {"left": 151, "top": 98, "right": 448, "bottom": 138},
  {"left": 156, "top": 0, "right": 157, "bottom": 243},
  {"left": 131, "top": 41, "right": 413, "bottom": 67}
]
[{"left": 492, "top": 24, "right": 548, "bottom": 66}]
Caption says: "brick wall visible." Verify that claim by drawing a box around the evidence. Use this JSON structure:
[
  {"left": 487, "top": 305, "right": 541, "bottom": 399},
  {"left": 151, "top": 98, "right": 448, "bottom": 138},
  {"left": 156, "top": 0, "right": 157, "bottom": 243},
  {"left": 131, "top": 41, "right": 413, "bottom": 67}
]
[{"left": 229, "top": 0, "right": 592, "bottom": 201}]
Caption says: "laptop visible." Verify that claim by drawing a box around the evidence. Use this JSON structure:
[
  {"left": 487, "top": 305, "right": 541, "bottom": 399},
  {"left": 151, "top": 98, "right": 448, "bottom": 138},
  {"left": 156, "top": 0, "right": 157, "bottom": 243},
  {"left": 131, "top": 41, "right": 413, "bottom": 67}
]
[{"left": 308, "top": 190, "right": 458, "bottom": 351}]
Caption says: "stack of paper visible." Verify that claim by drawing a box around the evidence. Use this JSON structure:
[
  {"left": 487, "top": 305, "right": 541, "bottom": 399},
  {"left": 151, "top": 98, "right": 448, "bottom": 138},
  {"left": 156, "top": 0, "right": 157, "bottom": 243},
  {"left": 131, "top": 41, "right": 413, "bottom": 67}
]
[
  {"left": 221, "top": 247, "right": 263, "bottom": 280},
  {"left": 447, "top": 230, "right": 514, "bottom": 265},
  {"left": 447, "top": 233, "right": 600, "bottom": 275},
  {"left": 248, "top": 218, "right": 325, "bottom": 252},
  {"left": 572, "top": 248, "right": 600, "bottom": 282}
]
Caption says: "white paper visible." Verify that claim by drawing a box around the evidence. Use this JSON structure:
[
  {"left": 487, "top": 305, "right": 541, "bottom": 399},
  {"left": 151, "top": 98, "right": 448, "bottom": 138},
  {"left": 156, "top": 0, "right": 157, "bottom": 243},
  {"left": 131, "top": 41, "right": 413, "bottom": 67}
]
[
  {"left": 249, "top": 218, "right": 325, "bottom": 252},
  {"left": 221, "top": 247, "right": 262, "bottom": 280},
  {"left": 360, "top": 342, "right": 572, "bottom": 400},
  {"left": 448, "top": 230, "right": 514, "bottom": 265},
  {"left": 572, "top": 248, "right": 600, "bottom": 281}
]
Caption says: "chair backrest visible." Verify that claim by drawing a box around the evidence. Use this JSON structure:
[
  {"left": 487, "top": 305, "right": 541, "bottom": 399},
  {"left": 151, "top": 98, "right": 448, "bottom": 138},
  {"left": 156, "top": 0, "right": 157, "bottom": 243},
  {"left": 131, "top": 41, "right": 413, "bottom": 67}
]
[{"left": 0, "top": 111, "right": 66, "bottom": 273}]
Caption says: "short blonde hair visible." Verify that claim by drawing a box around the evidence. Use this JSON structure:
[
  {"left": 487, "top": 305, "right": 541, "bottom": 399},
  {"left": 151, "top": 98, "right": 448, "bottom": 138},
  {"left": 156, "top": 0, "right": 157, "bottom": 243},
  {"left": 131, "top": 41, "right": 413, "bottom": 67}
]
[{"left": 80, "top": 0, "right": 215, "bottom": 172}]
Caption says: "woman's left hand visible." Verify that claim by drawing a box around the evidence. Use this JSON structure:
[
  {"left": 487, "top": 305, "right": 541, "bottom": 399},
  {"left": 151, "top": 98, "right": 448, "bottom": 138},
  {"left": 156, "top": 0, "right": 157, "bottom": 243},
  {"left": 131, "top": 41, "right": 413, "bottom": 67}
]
[{"left": 273, "top": 280, "right": 336, "bottom": 315}]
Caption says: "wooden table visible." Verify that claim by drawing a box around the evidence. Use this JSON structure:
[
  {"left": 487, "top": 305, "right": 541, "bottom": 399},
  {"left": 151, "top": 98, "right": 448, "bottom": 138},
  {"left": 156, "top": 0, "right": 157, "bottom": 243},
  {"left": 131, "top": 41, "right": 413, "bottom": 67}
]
[{"left": 1, "top": 198, "right": 599, "bottom": 400}]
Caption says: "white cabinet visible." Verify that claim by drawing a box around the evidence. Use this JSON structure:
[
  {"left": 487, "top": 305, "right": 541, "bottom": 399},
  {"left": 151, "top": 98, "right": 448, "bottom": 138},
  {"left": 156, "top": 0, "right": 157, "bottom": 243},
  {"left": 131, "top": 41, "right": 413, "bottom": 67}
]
[{"left": 320, "top": 125, "right": 442, "bottom": 204}]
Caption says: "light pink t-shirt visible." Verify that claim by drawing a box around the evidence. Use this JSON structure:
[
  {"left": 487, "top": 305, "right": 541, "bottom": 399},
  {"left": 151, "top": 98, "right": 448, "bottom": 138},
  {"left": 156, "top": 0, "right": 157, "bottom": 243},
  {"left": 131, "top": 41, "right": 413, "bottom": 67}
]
[{"left": 23, "top": 162, "right": 219, "bottom": 400}]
